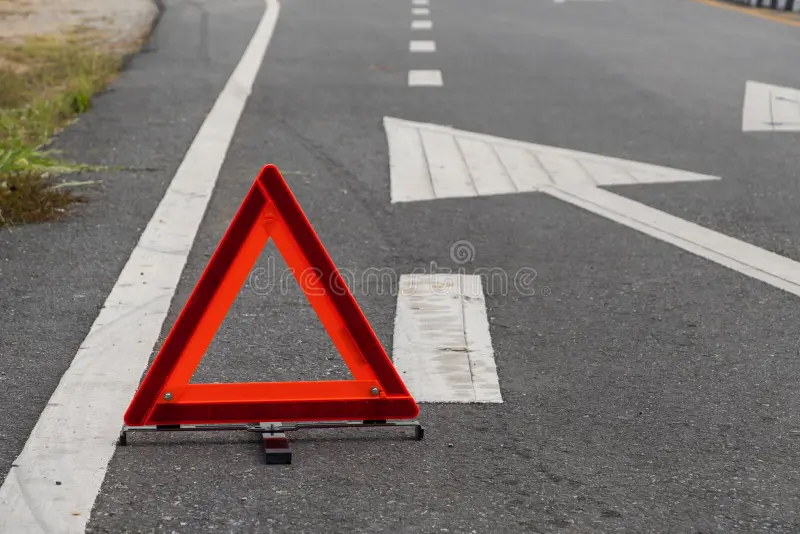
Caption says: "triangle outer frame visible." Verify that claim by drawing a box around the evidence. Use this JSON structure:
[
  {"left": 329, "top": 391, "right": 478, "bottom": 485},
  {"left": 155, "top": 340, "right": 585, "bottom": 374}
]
[{"left": 124, "top": 165, "right": 419, "bottom": 426}]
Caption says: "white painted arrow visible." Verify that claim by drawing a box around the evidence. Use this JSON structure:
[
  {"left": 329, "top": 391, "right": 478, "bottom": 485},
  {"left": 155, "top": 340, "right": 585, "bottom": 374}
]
[
  {"left": 743, "top": 80, "right": 800, "bottom": 132},
  {"left": 384, "top": 116, "right": 720, "bottom": 203},
  {"left": 383, "top": 116, "right": 800, "bottom": 299}
]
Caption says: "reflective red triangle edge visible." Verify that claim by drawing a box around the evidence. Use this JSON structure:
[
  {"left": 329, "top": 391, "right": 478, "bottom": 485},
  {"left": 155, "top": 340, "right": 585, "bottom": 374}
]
[{"left": 123, "top": 165, "right": 419, "bottom": 426}]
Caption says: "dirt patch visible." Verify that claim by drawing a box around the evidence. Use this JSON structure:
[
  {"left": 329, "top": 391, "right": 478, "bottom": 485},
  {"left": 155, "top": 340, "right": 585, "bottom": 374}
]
[
  {"left": 0, "top": 0, "right": 157, "bottom": 227},
  {"left": 0, "top": 0, "right": 158, "bottom": 56},
  {"left": 0, "top": 171, "right": 84, "bottom": 226}
]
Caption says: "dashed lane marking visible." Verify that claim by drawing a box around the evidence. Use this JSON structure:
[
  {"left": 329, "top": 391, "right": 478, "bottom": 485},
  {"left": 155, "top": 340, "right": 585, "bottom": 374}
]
[
  {"left": 410, "top": 40, "right": 436, "bottom": 52},
  {"left": 392, "top": 274, "right": 503, "bottom": 403},
  {"left": 408, "top": 70, "right": 443, "bottom": 87}
]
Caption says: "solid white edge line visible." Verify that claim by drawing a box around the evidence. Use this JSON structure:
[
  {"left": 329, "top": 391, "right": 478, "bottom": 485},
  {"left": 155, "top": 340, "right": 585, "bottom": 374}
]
[
  {"left": 542, "top": 185, "right": 800, "bottom": 298},
  {"left": 0, "top": 0, "right": 280, "bottom": 532}
]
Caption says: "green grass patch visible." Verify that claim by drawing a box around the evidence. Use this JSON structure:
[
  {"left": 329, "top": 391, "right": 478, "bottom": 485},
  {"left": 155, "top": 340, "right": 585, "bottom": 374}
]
[{"left": 0, "top": 34, "right": 122, "bottom": 227}]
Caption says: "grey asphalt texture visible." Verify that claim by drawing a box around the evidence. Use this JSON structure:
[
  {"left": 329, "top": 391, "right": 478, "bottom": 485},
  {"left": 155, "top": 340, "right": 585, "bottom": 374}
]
[
  {"left": 3, "top": 0, "right": 800, "bottom": 531},
  {"left": 0, "top": 0, "right": 265, "bottom": 486}
]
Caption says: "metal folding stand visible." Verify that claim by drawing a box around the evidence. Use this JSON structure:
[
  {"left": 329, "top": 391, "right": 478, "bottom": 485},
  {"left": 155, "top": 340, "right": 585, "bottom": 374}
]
[{"left": 118, "top": 420, "right": 424, "bottom": 464}]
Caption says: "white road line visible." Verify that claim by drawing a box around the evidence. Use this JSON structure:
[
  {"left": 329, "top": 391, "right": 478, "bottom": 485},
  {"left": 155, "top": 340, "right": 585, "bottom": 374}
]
[
  {"left": 384, "top": 118, "right": 434, "bottom": 202},
  {"left": 543, "top": 185, "right": 800, "bottom": 298},
  {"left": 410, "top": 40, "right": 436, "bottom": 52},
  {"left": 0, "top": 1, "right": 281, "bottom": 532},
  {"left": 408, "top": 70, "right": 443, "bottom": 87},
  {"left": 383, "top": 117, "right": 718, "bottom": 203},
  {"left": 383, "top": 117, "right": 800, "bottom": 304},
  {"left": 456, "top": 137, "right": 517, "bottom": 196},
  {"left": 392, "top": 274, "right": 503, "bottom": 403},
  {"left": 420, "top": 128, "right": 475, "bottom": 197},
  {"left": 412, "top": 0, "right": 429, "bottom": 5},
  {"left": 536, "top": 152, "right": 595, "bottom": 187},
  {"left": 411, "top": 19, "right": 433, "bottom": 30},
  {"left": 742, "top": 80, "right": 800, "bottom": 132},
  {"left": 494, "top": 144, "right": 555, "bottom": 190},
  {"left": 412, "top": 7, "right": 430, "bottom": 15}
]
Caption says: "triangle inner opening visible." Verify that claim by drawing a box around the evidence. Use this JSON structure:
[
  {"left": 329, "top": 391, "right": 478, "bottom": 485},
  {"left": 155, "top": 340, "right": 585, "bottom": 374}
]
[{"left": 190, "top": 240, "right": 352, "bottom": 385}]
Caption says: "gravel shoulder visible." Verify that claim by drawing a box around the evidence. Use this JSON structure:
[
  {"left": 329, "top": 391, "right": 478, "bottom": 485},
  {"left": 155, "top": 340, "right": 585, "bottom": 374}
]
[{"left": 0, "top": 0, "right": 160, "bottom": 56}]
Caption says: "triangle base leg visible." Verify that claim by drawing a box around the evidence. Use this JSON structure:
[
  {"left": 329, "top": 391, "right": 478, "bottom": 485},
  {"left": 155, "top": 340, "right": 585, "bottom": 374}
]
[
  {"left": 117, "top": 419, "right": 425, "bottom": 463},
  {"left": 261, "top": 422, "right": 292, "bottom": 465}
]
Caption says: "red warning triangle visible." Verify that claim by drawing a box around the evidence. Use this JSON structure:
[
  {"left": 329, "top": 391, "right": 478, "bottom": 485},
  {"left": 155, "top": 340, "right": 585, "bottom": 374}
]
[{"left": 124, "top": 165, "right": 419, "bottom": 426}]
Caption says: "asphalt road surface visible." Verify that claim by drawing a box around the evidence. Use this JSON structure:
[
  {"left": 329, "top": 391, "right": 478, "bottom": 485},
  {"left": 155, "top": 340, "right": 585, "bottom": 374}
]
[{"left": 2, "top": 0, "right": 800, "bottom": 532}]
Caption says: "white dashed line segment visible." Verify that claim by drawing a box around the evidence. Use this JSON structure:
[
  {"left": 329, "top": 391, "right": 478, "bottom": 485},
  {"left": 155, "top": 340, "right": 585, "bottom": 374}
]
[
  {"left": 408, "top": 70, "right": 443, "bottom": 87},
  {"left": 410, "top": 40, "right": 436, "bottom": 52},
  {"left": 392, "top": 274, "right": 503, "bottom": 403}
]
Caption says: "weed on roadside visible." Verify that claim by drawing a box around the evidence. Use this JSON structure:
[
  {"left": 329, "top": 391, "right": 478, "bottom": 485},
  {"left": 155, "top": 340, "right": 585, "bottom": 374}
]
[
  {"left": 0, "top": 34, "right": 121, "bottom": 227},
  {"left": 0, "top": 170, "right": 83, "bottom": 225}
]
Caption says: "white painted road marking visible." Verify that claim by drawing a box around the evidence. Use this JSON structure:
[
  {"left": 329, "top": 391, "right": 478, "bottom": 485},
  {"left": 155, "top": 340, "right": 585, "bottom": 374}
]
[
  {"left": 422, "top": 128, "right": 476, "bottom": 198},
  {"left": 408, "top": 70, "right": 443, "bottom": 87},
  {"left": 742, "top": 80, "right": 800, "bottom": 132},
  {"left": 0, "top": 0, "right": 281, "bottom": 532},
  {"left": 544, "top": 185, "right": 800, "bottom": 298},
  {"left": 412, "top": 0, "right": 429, "bottom": 5},
  {"left": 384, "top": 117, "right": 800, "bottom": 301},
  {"left": 383, "top": 116, "right": 719, "bottom": 203},
  {"left": 412, "top": 7, "right": 430, "bottom": 15},
  {"left": 411, "top": 19, "right": 433, "bottom": 30},
  {"left": 410, "top": 40, "right": 436, "bottom": 52},
  {"left": 392, "top": 274, "right": 503, "bottom": 403}
]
